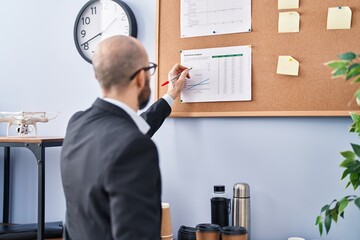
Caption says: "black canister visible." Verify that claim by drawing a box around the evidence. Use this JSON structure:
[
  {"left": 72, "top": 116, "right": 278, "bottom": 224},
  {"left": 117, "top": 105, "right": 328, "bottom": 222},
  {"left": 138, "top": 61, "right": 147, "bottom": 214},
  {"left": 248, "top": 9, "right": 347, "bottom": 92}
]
[
  {"left": 211, "top": 185, "right": 231, "bottom": 227},
  {"left": 178, "top": 225, "right": 196, "bottom": 240}
]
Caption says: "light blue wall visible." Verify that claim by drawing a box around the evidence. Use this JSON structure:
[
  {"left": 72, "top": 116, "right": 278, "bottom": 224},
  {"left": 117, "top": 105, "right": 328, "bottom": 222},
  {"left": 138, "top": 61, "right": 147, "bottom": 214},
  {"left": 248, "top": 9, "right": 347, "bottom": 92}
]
[{"left": 0, "top": 1, "right": 359, "bottom": 240}]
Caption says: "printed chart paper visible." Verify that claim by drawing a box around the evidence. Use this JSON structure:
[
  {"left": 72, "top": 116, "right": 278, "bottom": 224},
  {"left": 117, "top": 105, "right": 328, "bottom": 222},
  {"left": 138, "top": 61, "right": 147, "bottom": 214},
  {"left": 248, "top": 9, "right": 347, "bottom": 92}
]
[
  {"left": 276, "top": 56, "right": 299, "bottom": 76},
  {"left": 278, "top": 12, "right": 300, "bottom": 33},
  {"left": 180, "top": 46, "right": 252, "bottom": 103},
  {"left": 278, "top": 0, "right": 299, "bottom": 10},
  {"left": 327, "top": 6, "right": 352, "bottom": 30},
  {"left": 180, "top": 0, "right": 251, "bottom": 38}
]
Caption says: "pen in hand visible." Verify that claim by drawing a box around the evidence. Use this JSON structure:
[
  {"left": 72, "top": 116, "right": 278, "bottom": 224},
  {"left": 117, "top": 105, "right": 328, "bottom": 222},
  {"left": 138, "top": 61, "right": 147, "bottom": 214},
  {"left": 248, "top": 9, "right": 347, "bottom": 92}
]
[{"left": 161, "top": 67, "right": 192, "bottom": 87}]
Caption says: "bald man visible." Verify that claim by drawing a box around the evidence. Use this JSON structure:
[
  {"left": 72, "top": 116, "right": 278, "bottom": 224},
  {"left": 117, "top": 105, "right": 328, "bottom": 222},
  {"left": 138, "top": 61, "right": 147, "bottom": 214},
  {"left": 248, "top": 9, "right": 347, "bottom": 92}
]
[{"left": 61, "top": 36, "right": 189, "bottom": 240}]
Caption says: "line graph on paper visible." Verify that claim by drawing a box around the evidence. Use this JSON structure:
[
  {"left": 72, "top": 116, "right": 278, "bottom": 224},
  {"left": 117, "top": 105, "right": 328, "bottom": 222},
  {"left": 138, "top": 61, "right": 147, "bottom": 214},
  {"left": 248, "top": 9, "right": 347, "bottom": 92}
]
[
  {"left": 185, "top": 79, "right": 210, "bottom": 90},
  {"left": 181, "top": 55, "right": 212, "bottom": 100}
]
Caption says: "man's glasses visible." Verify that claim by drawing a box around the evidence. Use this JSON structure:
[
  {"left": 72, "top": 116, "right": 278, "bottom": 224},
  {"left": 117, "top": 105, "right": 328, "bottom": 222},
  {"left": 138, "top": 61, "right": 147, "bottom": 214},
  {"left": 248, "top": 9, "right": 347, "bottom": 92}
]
[{"left": 129, "top": 62, "right": 158, "bottom": 80}]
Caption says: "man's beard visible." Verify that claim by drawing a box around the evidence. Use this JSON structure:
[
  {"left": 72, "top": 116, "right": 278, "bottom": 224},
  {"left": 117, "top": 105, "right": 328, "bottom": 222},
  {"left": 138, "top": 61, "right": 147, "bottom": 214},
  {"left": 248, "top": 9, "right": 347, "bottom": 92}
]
[{"left": 138, "top": 76, "right": 151, "bottom": 110}]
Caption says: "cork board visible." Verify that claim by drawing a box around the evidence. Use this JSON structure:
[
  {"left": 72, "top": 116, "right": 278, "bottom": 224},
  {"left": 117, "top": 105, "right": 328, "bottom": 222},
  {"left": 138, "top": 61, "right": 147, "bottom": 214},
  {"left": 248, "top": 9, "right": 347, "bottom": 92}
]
[{"left": 155, "top": 0, "right": 360, "bottom": 117}]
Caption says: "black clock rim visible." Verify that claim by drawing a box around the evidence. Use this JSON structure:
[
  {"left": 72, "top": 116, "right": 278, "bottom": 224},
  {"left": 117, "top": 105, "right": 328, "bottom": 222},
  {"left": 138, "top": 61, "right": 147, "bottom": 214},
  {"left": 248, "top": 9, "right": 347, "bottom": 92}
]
[{"left": 73, "top": 0, "right": 138, "bottom": 64}]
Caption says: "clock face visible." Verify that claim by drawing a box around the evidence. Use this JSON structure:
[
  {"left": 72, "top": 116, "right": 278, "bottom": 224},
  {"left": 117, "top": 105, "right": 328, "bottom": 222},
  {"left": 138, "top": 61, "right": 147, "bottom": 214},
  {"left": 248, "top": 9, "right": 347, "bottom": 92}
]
[{"left": 74, "top": 0, "right": 137, "bottom": 63}]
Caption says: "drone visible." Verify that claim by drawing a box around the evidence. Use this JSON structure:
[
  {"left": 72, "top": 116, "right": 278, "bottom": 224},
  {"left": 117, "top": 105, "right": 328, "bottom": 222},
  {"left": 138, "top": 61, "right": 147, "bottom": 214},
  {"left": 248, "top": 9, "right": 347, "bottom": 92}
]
[{"left": 0, "top": 111, "right": 58, "bottom": 137}]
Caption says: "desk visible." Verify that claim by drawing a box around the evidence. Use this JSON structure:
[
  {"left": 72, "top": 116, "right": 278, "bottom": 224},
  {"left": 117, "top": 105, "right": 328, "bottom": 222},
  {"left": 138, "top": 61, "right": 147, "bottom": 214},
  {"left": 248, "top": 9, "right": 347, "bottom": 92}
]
[{"left": 0, "top": 137, "right": 64, "bottom": 240}]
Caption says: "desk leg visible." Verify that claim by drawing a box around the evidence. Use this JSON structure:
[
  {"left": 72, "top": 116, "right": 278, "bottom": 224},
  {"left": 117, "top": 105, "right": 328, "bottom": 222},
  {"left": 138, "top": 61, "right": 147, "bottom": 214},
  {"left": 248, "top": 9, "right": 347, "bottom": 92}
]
[
  {"left": 37, "top": 147, "right": 45, "bottom": 240},
  {"left": 3, "top": 147, "right": 10, "bottom": 224}
]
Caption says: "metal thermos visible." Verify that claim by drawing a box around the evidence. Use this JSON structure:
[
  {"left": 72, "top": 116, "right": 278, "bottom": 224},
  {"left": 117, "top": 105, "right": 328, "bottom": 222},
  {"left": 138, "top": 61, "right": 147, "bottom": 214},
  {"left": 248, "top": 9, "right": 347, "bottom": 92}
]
[{"left": 232, "top": 183, "right": 250, "bottom": 240}]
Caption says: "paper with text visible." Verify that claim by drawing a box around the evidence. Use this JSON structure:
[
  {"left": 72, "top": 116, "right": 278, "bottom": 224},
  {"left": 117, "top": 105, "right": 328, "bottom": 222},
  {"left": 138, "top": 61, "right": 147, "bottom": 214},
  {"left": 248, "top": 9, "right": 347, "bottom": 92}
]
[
  {"left": 180, "top": 46, "right": 252, "bottom": 103},
  {"left": 278, "top": 0, "right": 299, "bottom": 10},
  {"left": 180, "top": 0, "right": 251, "bottom": 38},
  {"left": 279, "top": 12, "right": 300, "bottom": 33},
  {"left": 277, "top": 56, "right": 299, "bottom": 76},
  {"left": 327, "top": 6, "right": 352, "bottom": 30}
]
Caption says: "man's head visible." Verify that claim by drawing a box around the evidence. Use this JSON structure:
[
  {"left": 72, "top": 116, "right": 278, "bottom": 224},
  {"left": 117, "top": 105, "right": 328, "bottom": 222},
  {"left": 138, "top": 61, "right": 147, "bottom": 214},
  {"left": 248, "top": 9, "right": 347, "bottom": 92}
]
[{"left": 92, "top": 36, "right": 152, "bottom": 110}]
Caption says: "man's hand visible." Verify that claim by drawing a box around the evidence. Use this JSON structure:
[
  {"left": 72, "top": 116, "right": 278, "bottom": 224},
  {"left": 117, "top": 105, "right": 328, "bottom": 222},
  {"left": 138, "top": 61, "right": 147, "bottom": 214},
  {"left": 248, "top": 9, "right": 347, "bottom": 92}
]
[{"left": 167, "top": 64, "right": 190, "bottom": 100}]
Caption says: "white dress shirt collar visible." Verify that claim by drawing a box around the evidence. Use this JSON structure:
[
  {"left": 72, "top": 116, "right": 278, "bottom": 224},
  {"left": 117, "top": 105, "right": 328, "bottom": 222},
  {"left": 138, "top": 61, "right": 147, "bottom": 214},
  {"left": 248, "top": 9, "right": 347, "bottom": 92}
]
[{"left": 102, "top": 98, "right": 150, "bottom": 135}]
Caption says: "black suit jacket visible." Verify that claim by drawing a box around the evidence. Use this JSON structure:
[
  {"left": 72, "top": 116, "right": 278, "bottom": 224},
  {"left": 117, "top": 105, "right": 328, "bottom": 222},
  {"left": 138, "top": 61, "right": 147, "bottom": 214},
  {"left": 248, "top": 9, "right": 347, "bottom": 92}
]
[{"left": 61, "top": 98, "right": 171, "bottom": 240}]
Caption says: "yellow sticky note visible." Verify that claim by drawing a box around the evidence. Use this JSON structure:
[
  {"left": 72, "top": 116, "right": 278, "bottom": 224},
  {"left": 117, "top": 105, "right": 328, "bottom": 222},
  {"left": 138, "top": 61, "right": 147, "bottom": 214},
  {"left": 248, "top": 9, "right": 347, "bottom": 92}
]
[
  {"left": 278, "top": 0, "right": 299, "bottom": 10},
  {"left": 327, "top": 6, "right": 352, "bottom": 30},
  {"left": 279, "top": 12, "right": 300, "bottom": 33},
  {"left": 277, "top": 56, "right": 299, "bottom": 76}
]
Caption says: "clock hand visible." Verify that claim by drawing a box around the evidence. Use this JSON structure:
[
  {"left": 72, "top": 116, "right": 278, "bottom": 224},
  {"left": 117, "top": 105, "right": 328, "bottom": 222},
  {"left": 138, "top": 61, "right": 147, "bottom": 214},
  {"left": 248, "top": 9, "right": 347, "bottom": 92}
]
[
  {"left": 80, "top": 18, "right": 118, "bottom": 46},
  {"left": 102, "top": 18, "right": 118, "bottom": 34},
  {"left": 81, "top": 33, "right": 101, "bottom": 46}
]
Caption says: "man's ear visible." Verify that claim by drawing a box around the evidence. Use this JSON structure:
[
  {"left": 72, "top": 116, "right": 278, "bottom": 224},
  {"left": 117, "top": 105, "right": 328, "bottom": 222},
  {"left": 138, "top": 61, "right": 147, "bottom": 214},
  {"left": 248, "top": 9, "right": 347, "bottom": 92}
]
[{"left": 134, "top": 70, "right": 145, "bottom": 88}]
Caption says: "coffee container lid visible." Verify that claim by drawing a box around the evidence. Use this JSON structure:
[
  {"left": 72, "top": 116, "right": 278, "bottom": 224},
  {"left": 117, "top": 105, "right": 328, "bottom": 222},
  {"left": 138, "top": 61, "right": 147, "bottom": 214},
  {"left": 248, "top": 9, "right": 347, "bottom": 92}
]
[
  {"left": 196, "top": 223, "right": 220, "bottom": 232},
  {"left": 221, "top": 226, "right": 247, "bottom": 235},
  {"left": 178, "top": 225, "right": 196, "bottom": 240},
  {"left": 233, "top": 183, "right": 250, "bottom": 198},
  {"left": 178, "top": 225, "right": 196, "bottom": 234}
]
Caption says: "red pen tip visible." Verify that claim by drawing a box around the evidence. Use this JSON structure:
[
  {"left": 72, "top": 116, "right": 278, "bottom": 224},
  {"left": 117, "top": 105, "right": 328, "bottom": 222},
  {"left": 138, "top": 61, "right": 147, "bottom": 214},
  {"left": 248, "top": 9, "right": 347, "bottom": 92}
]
[{"left": 161, "top": 81, "right": 169, "bottom": 87}]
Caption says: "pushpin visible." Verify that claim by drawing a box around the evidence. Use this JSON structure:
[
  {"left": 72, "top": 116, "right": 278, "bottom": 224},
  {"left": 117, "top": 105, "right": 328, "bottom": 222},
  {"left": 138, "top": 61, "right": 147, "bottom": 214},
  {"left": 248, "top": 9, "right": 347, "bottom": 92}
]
[
  {"left": 213, "top": 30, "right": 216, "bottom": 34},
  {"left": 338, "top": 6, "right": 342, "bottom": 9},
  {"left": 289, "top": 58, "right": 293, "bottom": 61}
]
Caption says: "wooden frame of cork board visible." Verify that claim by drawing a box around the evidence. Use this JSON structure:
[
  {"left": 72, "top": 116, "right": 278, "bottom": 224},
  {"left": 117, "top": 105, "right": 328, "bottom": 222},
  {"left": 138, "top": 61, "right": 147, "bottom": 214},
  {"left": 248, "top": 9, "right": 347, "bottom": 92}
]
[{"left": 155, "top": 0, "right": 360, "bottom": 117}]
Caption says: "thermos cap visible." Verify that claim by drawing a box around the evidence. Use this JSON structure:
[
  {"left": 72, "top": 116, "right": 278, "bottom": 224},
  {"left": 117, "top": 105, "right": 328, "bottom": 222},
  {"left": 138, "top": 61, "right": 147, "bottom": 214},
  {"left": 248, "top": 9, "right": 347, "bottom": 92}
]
[
  {"left": 233, "top": 183, "right": 250, "bottom": 198},
  {"left": 214, "top": 185, "right": 225, "bottom": 192}
]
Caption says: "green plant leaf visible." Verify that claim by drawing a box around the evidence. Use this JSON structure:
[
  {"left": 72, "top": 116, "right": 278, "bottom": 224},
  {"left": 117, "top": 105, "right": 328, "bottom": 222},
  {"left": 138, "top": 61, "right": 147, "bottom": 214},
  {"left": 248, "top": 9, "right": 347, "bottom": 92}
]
[
  {"left": 348, "top": 63, "right": 360, "bottom": 71},
  {"left": 340, "top": 211, "right": 345, "bottom": 218},
  {"left": 330, "top": 210, "right": 339, "bottom": 223},
  {"left": 338, "top": 198, "right": 349, "bottom": 214},
  {"left": 348, "top": 161, "right": 360, "bottom": 173},
  {"left": 354, "top": 89, "right": 360, "bottom": 101},
  {"left": 351, "top": 144, "right": 360, "bottom": 157},
  {"left": 354, "top": 76, "right": 360, "bottom": 83},
  {"left": 342, "top": 169, "right": 350, "bottom": 180},
  {"left": 340, "top": 151, "right": 356, "bottom": 162},
  {"left": 325, "top": 215, "right": 332, "bottom": 234},
  {"left": 340, "top": 158, "right": 355, "bottom": 168},
  {"left": 315, "top": 215, "right": 322, "bottom": 225},
  {"left": 332, "top": 67, "right": 347, "bottom": 77},
  {"left": 321, "top": 204, "right": 330, "bottom": 212},
  {"left": 338, "top": 52, "right": 357, "bottom": 61},
  {"left": 325, "top": 60, "right": 350, "bottom": 69},
  {"left": 340, "top": 151, "right": 356, "bottom": 159},
  {"left": 355, "top": 198, "right": 360, "bottom": 210},
  {"left": 351, "top": 113, "right": 360, "bottom": 121},
  {"left": 319, "top": 222, "right": 323, "bottom": 236},
  {"left": 350, "top": 173, "right": 360, "bottom": 190},
  {"left": 350, "top": 173, "right": 359, "bottom": 182},
  {"left": 346, "top": 63, "right": 360, "bottom": 80}
]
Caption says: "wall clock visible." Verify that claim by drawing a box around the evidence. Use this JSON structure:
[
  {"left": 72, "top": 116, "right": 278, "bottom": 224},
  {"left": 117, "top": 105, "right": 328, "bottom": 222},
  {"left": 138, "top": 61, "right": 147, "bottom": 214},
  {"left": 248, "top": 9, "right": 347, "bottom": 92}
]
[{"left": 74, "top": 0, "right": 137, "bottom": 63}]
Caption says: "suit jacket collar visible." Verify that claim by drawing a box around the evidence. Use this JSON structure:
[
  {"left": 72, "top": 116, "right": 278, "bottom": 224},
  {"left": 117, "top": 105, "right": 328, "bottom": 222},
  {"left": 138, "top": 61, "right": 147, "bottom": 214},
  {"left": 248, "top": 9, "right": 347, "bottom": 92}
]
[
  {"left": 92, "top": 98, "right": 137, "bottom": 127},
  {"left": 102, "top": 98, "right": 150, "bottom": 134}
]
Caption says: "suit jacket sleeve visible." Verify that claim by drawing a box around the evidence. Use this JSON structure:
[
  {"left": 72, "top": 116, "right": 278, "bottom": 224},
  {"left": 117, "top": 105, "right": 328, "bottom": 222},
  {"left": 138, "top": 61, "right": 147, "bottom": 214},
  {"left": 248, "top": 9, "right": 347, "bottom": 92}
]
[
  {"left": 140, "top": 98, "right": 171, "bottom": 137},
  {"left": 104, "top": 136, "right": 161, "bottom": 240}
]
